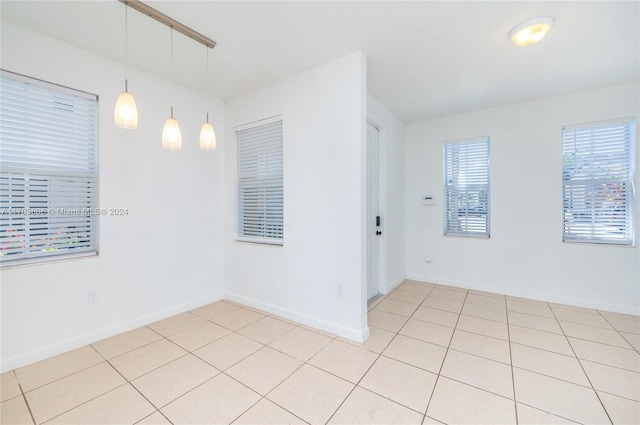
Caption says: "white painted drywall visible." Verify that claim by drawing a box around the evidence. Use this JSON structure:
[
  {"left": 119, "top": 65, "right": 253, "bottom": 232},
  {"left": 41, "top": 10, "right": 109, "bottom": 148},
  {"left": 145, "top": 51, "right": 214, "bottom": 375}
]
[
  {"left": 0, "top": 21, "right": 226, "bottom": 372},
  {"left": 405, "top": 82, "right": 640, "bottom": 315},
  {"left": 224, "top": 52, "right": 369, "bottom": 341},
  {"left": 367, "top": 94, "right": 406, "bottom": 293}
]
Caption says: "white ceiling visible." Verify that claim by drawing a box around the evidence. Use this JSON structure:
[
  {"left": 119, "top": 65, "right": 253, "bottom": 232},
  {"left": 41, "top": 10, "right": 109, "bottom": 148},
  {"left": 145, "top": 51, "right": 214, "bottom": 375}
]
[{"left": 2, "top": 1, "right": 638, "bottom": 123}]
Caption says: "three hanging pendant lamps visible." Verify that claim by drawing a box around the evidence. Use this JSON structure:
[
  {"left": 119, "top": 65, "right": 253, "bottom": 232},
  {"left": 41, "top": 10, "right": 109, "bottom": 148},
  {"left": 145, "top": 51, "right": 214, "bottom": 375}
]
[{"left": 113, "top": 0, "right": 216, "bottom": 151}]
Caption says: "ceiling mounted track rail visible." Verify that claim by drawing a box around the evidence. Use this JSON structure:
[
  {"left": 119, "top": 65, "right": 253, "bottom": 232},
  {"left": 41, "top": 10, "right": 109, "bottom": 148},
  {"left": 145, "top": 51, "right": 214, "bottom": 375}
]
[{"left": 118, "top": 0, "right": 216, "bottom": 49}]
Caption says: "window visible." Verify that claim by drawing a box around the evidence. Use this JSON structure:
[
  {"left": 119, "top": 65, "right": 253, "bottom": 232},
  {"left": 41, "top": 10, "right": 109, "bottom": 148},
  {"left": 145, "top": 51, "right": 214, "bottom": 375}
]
[
  {"left": 0, "top": 70, "right": 99, "bottom": 265},
  {"left": 236, "top": 117, "right": 283, "bottom": 244},
  {"left": 562, "top": 118, "right": 635, "bottom": 245},
  {"left": 444, "top": 137, "right": 490, "bottom": 237}
]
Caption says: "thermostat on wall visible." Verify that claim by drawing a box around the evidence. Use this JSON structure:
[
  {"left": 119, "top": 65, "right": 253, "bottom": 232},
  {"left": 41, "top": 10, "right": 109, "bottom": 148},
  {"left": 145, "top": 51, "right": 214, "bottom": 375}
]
[{"left": 421, "top": 196, "right": 435, "bottom": 206}]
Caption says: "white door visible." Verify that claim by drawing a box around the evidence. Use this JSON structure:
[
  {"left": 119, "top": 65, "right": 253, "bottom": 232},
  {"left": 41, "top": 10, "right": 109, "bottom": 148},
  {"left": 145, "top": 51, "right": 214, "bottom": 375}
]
[{"left": 367, "top": 123, "right": 380, "bottom": 301}]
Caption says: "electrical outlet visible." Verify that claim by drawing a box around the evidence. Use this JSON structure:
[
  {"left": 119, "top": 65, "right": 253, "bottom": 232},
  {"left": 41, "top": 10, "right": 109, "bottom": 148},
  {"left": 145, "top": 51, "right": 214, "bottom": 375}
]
[
  {"left": 88, "top": 290, "right": 98, "bottom": 304},
  {"left": 337, "top": 286, "right": 344, "bottom": 297}
]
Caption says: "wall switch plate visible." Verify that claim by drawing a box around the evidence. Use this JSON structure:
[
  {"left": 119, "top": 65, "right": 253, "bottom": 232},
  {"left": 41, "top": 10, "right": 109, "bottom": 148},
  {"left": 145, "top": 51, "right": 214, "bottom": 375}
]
[{"left": 88, "top": 290, "right": 98, "bottom": 303}]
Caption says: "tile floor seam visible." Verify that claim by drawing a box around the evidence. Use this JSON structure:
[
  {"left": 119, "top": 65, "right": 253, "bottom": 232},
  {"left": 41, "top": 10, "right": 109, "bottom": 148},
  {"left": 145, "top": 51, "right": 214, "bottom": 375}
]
[
  {"left": 618, "top": 333, "right": 640, "bottom": 352},
  {"left": 597, "top": 311, "right": 640, "bottom": 355},
  {"left": 504, "top": 298, "right": 519, "bottom": 425},
  {"left": 134, "top": 410, "right": 172, "bottom": 425},
  {"left": 90, "top": 331, "right": 164, "bottom": 361},
  {"left": 189, "top": 331, "right": 264, "bottom": 373},
  {"left": 38, "top": 382, "right": 131, "bottom": 425},
  {"left": 417, "top": 304, "right": 463, "bottom": 315},
  {"left": 422, "top": 289, "right": 468, "bottom": 420},
  {"left": 15, "top": 358, "right": 106, "bottom": 395},
  {"left": 234, "top": 321, "right": 300, "bottom": 346},
  {"left": 515, "top": 401, "right": 583, "bottom": 424},
  {"left": 409, "top": 315, "right": 456, "bottom": 329},
  {"left": 448, "top": 321, "right": 510, "bottom": 342},
  {"left": 217, "top": 372, "right": 284, "bottom": 425},
  {"left": 258, "top": 352, "right": 342, "bottom": 424},
  {"left": 236, "top": 396, "right": 309, "bottom": 425},
  {"left": 459, "top": 311, "right": 508, "bottom": 325},
  {"left": 568, "top": 355, "right": 640, "bottom": 374},
  {"left": 325, "top": 282, "right": 437, "bottom": 424},
  {"left": 596, "top": 389, "right": 640, "bottom": 404},
  {"left": 359, "top": 283, "right": 439, "bottom": 419},
  {"left": 322, "top": 354, "right": 384, "bottom": 424},
  {"left": 96, "top": 343, "right": 182, "bottom": 423},
  {"left": 13, "top": 369, "right": 37, "bottom": 425},
  {"left": 552, "top": 306, "right": 615, "bottom": 425},
  {"left": 505, "top": 308, "right": 555, "bottom": 319},
  {"left": 510, "top": 365, "right": 597, "bottom": 391},
  {"left": 353, "top": 382, "right": 431, "bottom": 417}
]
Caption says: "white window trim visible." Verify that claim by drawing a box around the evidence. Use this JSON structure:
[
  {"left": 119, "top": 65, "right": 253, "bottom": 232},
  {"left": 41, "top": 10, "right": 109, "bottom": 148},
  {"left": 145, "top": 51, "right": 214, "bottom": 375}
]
[
  {"left": 0, "top": 70, "right": 100, "bottom": 269},
  {"left": 443, "top": 136, "right": 491, "bottom": 238},
  {"left": 561, "top": 117, "right": 636, "bottom": 246},
  {"left": 235, "top": 115, "right": 284, "bottom": 246}
]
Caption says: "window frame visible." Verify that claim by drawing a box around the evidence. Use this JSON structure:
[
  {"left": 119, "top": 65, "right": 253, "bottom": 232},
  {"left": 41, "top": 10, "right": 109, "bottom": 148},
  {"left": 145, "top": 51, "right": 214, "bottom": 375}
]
[
  {"left": 561, "top": 117, "right": 636, "bottom": 246},
  {"left": 235, "top": 115, "right": 284, "bottom": 246},
  {"left": 0, "top": 69, "right": 99, "bottom": 267},
  {"left": 443, "top": 136, "right": 491, "bottom": 238}
]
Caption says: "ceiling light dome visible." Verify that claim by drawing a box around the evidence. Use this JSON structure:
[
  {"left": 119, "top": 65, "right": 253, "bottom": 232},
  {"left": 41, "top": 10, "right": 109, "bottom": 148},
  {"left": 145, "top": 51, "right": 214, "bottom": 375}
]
[{"left": 510, "top": 16, "right": 554, "bottom": 47}]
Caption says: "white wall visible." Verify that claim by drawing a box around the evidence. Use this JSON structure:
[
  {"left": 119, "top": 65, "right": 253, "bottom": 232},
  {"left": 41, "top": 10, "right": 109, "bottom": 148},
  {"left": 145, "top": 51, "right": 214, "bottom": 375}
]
[
  {"left": 224, "top": 52, "right": 369, "bottom": 341},
  {"left": 0, "top": 21, "right": 226, "bottom": 372},
  {"left": 405, "top": 82, "right": 640, "bottom": 315},
  {"left": 367, "top": 94, "right": 405, "bottom": 292}
]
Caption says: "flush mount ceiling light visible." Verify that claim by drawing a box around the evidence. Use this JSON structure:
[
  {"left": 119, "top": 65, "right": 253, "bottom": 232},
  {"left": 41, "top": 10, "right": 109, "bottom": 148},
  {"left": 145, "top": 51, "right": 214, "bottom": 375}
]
[{"left": 509, "top": 16, "right": 554, "bottom": 47}]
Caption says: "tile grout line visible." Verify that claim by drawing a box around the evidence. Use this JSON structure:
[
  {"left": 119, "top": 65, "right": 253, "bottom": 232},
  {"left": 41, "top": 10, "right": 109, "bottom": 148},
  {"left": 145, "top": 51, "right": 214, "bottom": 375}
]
[
  {"left": 325, "top": 283, "right": 438, "bottom": 424},
  {"left": 505, "top": 295, "right": 519, "bottom": 425},
  {"left": 89, "top": 343, "right": 177, "bottom": 425},
  {"left": 223, "top": 323, "right": 332, "bottom": 425},
  {"left": 422, "top": 286, "right": 469, "bottom": 420},
  {"left": 596, "top": 310, "right": 640, "bottom": 356},
  {"left": 224, "top": 322, "right": 339, "bottom": 425},
  {"left": 12, "top": 369, "right": 36, "bottom": 425},
  {"left": 549, "top": 304, "right": 615, "bottom": 425}
]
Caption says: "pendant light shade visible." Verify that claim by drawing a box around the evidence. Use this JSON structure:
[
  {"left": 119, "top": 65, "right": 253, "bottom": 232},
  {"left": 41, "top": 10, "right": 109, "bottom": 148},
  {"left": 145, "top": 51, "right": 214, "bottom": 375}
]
[
  {"left": 163, "top": 28, "right": 182, "bottom": 150},
  {"left": 162, "top": 107, "right": 182, "bottom": 150},
  {"left": 114, "top": 80, "right": 138, "bottom": 129},
  {"left": 114, "top": 4, "right": 138, "bottom": 129},
  {"left": 199, "top": 113, "right": 216, "bottom": 151}
]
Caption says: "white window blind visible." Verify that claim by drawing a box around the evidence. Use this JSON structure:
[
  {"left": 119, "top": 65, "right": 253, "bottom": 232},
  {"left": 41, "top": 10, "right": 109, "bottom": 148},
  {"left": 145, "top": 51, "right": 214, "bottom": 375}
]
[
  {"left": 562, "top": 118, "right": 635, "bottom": 245},
  {"left": 0, "top": 70, "right": 99, "bottom": 265},
  {"left": 444, "top": 137, "right": 490, "bottom": 237},
  {"left": 236, "top": 118, "right": 283, "bottom": 244}
]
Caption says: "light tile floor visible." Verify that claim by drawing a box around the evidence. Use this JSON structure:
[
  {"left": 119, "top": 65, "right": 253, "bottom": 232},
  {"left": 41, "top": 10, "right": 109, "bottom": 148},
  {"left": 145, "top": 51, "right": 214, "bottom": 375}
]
[{"left": 1, "top": 281, "right": 639, "bottom": 424}]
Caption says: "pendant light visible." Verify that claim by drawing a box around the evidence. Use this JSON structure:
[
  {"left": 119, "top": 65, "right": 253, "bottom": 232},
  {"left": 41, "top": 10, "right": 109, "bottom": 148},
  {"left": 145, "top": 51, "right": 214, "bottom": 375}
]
[
  {"left": 114, "top": 3, "right": 138, "bottom": 129},
  {"left": 162, "top": 28, "right": 182, "bottom": 150},
  {"left": 199, "top": 47, "right": 216, "bottom": 151}
]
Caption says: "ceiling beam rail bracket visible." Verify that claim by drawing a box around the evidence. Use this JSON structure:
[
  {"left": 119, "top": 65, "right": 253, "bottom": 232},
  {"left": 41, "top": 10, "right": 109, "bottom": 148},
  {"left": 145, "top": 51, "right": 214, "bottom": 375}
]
[{"left": 118, "top": 0, "right": 216, "bottom": 49}]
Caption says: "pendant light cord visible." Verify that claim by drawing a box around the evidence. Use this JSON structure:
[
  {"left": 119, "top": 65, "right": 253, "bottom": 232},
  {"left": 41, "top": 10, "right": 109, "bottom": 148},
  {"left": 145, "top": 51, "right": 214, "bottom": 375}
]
[
  {"left": 170, "top": 27, "right": 174, "bottom": 113},
  {"left": 205, "top": 45, "right": 209, "bottom": 123},
  {"left": 125, "top": 4, "right": 129, "bottom": 84}
]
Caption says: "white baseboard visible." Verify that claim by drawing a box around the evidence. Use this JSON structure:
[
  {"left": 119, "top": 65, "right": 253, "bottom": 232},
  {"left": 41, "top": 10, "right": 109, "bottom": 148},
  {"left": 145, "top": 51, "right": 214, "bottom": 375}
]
[
  {"left": 406, "top": 274, "right": 640, "bottom": 316},
  {"left": 225, "top": 291, "right": 369, "bottom": 343},
  {"left": 1, "top": 293, "right": 224, "bottom": 373}
]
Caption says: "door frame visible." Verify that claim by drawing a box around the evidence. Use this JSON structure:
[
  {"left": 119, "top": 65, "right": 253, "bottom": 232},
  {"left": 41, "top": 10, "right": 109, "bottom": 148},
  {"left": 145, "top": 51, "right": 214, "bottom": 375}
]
[{"left": 366, "top": 117, "right": 387, "bottom": 300}]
